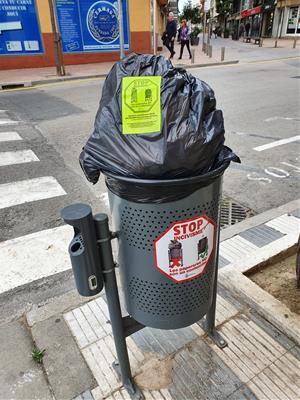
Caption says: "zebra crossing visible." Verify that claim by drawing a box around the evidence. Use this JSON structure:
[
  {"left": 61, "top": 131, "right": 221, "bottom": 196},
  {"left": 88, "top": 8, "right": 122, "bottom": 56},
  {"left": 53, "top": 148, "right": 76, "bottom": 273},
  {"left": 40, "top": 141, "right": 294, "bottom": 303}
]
[{"left": 0, "top": 110, "right": 73, "bottom": 295}]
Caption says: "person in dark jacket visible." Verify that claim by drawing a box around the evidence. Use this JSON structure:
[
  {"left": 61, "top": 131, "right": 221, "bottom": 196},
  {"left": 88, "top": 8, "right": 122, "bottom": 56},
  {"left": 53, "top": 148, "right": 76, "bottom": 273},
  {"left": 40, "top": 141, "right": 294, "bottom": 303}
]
[
  {"left": 245, "top": 21, "right": 251, "bottom": 37},
  {"left": 164, "top": 12, "right": 177, "bottom": 58}
]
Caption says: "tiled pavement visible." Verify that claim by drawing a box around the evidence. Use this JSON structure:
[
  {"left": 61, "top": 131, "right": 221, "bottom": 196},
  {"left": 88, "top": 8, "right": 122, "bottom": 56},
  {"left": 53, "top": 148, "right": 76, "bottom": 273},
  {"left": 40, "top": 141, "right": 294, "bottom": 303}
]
[
  {"left": 65, "top": 286, "right": 300, "bottom": 400},
  {"left": 218, "top": 211, "right": 300, "bottom": 269}
]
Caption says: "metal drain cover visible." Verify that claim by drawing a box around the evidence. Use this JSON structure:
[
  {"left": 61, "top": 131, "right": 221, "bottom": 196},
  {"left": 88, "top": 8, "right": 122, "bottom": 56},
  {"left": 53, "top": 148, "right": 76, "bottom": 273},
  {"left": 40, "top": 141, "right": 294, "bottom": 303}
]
[{"left": 220, "top": 198, "right": 255, "bottom": 228}]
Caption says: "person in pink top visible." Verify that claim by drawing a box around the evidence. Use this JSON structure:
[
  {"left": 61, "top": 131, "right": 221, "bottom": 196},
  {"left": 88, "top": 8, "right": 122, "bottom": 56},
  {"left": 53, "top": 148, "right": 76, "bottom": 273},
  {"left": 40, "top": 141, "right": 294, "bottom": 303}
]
[{"left": 178, "top": 19, "right": 192, "bottom": 60}]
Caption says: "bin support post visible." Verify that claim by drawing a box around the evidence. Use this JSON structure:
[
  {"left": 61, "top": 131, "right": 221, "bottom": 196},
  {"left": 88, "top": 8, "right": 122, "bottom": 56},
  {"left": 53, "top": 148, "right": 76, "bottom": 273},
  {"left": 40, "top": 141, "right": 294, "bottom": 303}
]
[
  {"left": 94, "top": 214, "right": 144, "bottom": 400},
  {"left": 205, "top": 225, "right": 228, "bottom": 349}
]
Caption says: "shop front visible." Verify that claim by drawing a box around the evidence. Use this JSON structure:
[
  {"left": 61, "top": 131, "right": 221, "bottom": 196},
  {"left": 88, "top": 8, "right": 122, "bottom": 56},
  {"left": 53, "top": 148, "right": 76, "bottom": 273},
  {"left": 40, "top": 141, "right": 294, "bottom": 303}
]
[
  {"left": 0, "top": 0, "right": 167, "bottom": 70},
  {"left": 285, "top": 5, "right": 300, "bottom": 34},
  {"left": 272, "top": 0, "right": 300, "bottom": 37},
  {"left": 261, "top": 0, "right": 276, "bottom": 37},
  {"left": 241, "top": 5, "right": 263, "bottom": 37}
]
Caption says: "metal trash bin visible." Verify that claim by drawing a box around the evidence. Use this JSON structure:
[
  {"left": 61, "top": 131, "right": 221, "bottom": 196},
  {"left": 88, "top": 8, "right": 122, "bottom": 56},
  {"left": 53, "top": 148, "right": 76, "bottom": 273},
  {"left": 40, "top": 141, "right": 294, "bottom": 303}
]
[
  {"left": 62, "top": 165, "right": 229, "bottom": 399},
  {"left": 107, "top": 169, "right": 224, "bottom": 330}
]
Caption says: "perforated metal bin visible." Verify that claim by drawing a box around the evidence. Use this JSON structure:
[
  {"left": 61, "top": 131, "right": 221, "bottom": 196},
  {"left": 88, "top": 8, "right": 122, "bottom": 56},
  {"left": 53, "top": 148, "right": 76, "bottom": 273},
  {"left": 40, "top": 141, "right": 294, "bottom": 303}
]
[{"left": 107, "top": 171, "right": 224, "bottom": 330}]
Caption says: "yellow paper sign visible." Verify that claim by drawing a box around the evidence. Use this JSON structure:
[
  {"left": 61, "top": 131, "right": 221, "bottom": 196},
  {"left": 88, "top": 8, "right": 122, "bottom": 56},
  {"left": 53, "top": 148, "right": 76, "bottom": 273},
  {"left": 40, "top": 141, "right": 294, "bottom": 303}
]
[{"left": 122, "top": 76, "right": 161, "bottom": 134}]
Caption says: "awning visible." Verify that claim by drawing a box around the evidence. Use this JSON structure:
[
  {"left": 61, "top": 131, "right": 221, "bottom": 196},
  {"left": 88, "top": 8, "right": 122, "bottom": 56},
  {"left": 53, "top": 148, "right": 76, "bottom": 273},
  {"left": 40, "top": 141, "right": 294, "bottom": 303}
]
[{"left": 241, "top": 6, "right": 262, "bottom": 18}]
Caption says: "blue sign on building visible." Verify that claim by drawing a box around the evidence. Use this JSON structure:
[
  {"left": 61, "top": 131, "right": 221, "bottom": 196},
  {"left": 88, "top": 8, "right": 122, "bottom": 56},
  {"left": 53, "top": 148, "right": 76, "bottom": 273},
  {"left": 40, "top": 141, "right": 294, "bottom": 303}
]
[
  {"left": 0, "top": 0, "right": 43, "bottom": 55},
  {"left": 55, "top": 0, "right": 130, "bottom": 53}
]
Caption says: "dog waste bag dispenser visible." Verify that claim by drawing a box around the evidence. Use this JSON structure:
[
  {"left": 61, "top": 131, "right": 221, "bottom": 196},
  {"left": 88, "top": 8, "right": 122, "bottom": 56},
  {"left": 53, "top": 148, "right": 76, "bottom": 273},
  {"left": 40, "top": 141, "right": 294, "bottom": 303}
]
[{"left": 61, "top": 203, "right": 103, "bottom": 297}]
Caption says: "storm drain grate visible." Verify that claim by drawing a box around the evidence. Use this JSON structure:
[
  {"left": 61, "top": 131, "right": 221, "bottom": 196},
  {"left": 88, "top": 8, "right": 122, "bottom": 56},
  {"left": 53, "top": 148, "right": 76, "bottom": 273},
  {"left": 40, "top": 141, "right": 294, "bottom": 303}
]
[
  {"left": 220, "top": 197, "right": 255, "bottom": 228},
  {"left": 0, "top": 83, "right": 26, "bottom": 90}
]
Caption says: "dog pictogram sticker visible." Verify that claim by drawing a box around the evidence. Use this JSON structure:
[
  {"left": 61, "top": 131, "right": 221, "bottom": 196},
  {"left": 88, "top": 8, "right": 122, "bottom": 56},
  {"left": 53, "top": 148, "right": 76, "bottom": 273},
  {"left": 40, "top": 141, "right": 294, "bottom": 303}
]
[{"left": 154, "top": 215, "right": 216, "bottom": 283}]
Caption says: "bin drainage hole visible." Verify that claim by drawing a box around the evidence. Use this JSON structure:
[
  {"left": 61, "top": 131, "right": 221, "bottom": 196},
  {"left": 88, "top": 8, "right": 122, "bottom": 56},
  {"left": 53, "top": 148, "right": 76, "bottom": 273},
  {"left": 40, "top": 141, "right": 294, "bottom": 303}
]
[
  {"left": 220, "top": 197, "right": 255, "bottom": 228},
  {"left": 71, "top": 242, "right": 81, "bottom": 252}
]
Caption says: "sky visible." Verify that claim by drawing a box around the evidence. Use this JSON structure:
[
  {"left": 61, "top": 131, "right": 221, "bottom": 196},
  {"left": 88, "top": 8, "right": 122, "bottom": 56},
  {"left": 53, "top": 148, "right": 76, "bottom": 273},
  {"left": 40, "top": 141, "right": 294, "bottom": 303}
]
[{"left": 178, "top": 0, "right": 188, "bottom": 14}]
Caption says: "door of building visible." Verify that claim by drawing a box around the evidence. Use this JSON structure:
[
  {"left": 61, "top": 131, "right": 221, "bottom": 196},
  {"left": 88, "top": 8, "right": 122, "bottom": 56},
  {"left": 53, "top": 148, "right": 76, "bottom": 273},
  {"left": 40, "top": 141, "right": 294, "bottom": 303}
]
[
  {"left": 263, "top": 11, "right": 274, "bottom": 37},
  {"left": 286, "top": 6, "right": 300, "bottom": 35}
]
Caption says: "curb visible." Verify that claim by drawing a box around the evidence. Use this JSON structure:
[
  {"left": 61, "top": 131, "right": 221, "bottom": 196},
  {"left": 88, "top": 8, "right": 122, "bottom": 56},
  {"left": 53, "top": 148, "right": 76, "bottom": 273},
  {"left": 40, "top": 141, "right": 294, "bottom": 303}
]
[
  {"left": 0, "top": 73, "right": 107, "bottom": 91},
  {"left": 181, "top": 60, "right": 239, "bottom": 69},
  {"left": 245, "top": 55, "right": 300, "bottom": 64},
  {"left": 0, "top": 60, "right": 239, "bottom": 90}
]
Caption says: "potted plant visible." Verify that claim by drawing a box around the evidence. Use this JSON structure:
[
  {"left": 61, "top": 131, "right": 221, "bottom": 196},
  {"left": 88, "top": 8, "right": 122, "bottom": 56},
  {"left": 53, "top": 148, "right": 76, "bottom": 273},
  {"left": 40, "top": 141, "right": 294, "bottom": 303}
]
[
  {"left": 223, "top": 28, "right": 230, "bottom": 38},
  {"left": 190, "top": 27, "right": 201, "bottom": 46}
]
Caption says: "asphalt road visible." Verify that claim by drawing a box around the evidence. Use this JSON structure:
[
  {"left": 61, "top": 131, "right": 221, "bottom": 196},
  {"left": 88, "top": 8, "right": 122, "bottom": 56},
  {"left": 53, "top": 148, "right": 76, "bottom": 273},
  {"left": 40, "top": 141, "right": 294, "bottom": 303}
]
[{"left": 0, "top": 57, "right": 299, "bottom": 242}]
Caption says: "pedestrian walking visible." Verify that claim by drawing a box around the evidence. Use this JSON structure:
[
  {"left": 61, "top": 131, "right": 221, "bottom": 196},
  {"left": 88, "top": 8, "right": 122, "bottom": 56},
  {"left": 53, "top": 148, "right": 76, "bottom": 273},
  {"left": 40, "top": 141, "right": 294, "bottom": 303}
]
[
  {"left": 212, "top": 20, "right": 217, "bottom": 38},
  {"left": 245, "top": 21, "right": 251, "bottom": 37},
  {"left": 239, "top": 22, "right": 245, "bottom": 38},
  {"left": 178, "top": 19, "right": 192, "bottom": 60},
  {"left": 164, "top": 12, "right": 177, "bottom": 59}
]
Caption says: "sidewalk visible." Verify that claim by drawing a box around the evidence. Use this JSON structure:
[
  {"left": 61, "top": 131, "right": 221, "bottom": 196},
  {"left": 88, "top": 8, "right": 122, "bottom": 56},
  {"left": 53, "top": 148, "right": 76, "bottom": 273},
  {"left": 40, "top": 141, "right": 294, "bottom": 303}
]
[
  {"left": 201, "top": 36, "right": 300, "bottom": 63},
  {"left": 0, "top": 37, "right": 299, "bottom": 90},
  {"left": 0, "top": 201, "right": 299, "bottom": 399},
  {"left": 0, "top": 42, "right": 227, "bottom": 89}
]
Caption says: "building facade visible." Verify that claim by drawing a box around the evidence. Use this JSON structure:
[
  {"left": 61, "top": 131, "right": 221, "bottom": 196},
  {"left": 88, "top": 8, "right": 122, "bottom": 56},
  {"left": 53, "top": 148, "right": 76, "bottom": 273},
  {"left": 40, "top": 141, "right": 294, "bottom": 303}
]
[
  {"left": 191, "top": 0, "right": 201, "bottom": 6},
  {"left": 0, "top": 0, "right": 172, "bottom": 71},
  {"left": 223, "top": 0, "right": 299, "bottom": 38},
  {"left": 168, "top": 0, "right": 179, "bottom": 17},
  {"left": 272, "top": 0, "right": 300, "bottom": 37}
]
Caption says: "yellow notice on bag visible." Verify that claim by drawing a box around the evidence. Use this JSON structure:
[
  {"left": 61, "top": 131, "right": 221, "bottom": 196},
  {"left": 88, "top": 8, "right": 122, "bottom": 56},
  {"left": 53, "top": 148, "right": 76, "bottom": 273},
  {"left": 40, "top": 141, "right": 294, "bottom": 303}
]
[{"left": 122, "top": 76, "right": 161, "bottom": 134}]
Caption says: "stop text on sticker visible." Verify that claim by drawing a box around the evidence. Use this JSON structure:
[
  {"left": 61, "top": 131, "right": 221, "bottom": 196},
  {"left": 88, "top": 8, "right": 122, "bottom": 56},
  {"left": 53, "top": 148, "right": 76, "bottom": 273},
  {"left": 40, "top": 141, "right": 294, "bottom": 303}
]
[{"left": 173, "top": 219, "right": 206, "bottom": 240}]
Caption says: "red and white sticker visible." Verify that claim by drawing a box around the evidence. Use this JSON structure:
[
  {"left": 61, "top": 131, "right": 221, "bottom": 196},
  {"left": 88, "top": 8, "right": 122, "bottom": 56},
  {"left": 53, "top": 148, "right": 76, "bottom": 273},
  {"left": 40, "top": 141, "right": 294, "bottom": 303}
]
[{"left": 154, "top": 215, "right": 216, "bottom": 283}]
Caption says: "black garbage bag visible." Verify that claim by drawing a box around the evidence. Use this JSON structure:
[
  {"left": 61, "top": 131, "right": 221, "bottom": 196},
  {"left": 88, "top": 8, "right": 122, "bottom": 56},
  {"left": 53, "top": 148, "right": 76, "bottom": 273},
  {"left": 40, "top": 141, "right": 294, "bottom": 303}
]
[
  {"left": 105, "top": 146, "right": 237, "bottom": 203},
  {"left": 79, "top": 53, "right": 240, "bottom": 195}
]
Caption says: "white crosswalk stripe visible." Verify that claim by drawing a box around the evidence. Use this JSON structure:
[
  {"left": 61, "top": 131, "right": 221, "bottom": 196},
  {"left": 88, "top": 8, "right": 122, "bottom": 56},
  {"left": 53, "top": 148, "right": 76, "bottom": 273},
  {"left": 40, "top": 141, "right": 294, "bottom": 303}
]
[
  {"left": 0, "top": 131, "right": 22, "bottom": 142},
  {"left": 0, "top": 119, "right": 19, "bottom": 125},
  {"left": 0, "top": 116, "right": 70, "bottom": 295},
  {"left": 0, "top": 176, "right": 66, "bottom": 209},
  {"left": 0, "top": 149, "right": 39, "bottom": 166},
  {"left": 0, "top": 225, "right": 73, "bottom": 294}
]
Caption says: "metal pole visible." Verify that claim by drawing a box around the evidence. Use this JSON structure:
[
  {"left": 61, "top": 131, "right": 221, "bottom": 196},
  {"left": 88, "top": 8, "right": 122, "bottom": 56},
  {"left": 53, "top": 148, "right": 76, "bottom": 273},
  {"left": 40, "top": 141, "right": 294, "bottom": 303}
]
[
  {"left": 275, "top": 8, "right": 283, "bottom": 48},
  {"left": 209, "top": 44, "right": 212, "bottom": 57},
  {"left": 191, "top": 48, "right": 195, "bottom": 64},
  {"left": 152, "top": 0, "right": 157, "bottom": 55},
  {"left": 205, "top": 196, "right": 227, "bottom": 349},
  {"left": 48, "top": 0, "right": 65, "bottom": 76},
  {"left": 293, "top": 35, "right": 297, "bottom": 48},
  {"left": 118, "top": 0, "right": 125, "bottom": 59},
  {"left": 202, "top": 13, "right": 207, "bottom": 52},
  {"left": 207, "top": 18, "right": 211, "bottom": 47},
  {"left": 94, "top": 214, "right": 143, "bottom": 399},
  {"left": 221, "top": 46, "right": 225, "bottom": 61}
]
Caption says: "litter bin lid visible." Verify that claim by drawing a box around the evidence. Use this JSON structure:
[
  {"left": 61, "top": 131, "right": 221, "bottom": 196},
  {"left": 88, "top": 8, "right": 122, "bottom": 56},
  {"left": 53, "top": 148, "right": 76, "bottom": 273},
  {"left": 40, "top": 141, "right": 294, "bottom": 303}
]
[
  {"left": 105, "top": 161, "right": 229, "bottom": 187},
  {"left": 105, "top": 162, "right": 229, "bottom": 203}
]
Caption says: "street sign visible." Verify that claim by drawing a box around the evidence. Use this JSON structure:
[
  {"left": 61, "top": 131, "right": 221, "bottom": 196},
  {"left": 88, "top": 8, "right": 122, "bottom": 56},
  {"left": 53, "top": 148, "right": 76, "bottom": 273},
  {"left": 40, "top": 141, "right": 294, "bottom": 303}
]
[
  {"left": 55, "top": 0, "right": 130, "bottom": 53},
  {"left": 122, "top": 76, "right": 161, "bottom": 134},
  {"left": 154, "top": 215, "right": 216, "bottom": 283},
  {"left": 204, "top": 0, "right": 211, "bottom": 12},
  {"left": 0, "top": 0, "right": 43, "bottom": 55}
]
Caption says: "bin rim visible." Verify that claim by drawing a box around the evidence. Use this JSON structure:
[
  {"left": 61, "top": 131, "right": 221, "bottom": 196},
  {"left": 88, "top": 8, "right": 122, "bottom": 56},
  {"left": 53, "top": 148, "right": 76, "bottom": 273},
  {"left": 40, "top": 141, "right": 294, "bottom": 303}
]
[{"left": 105, "top": 162, "right": 229, "bottom": 187}]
